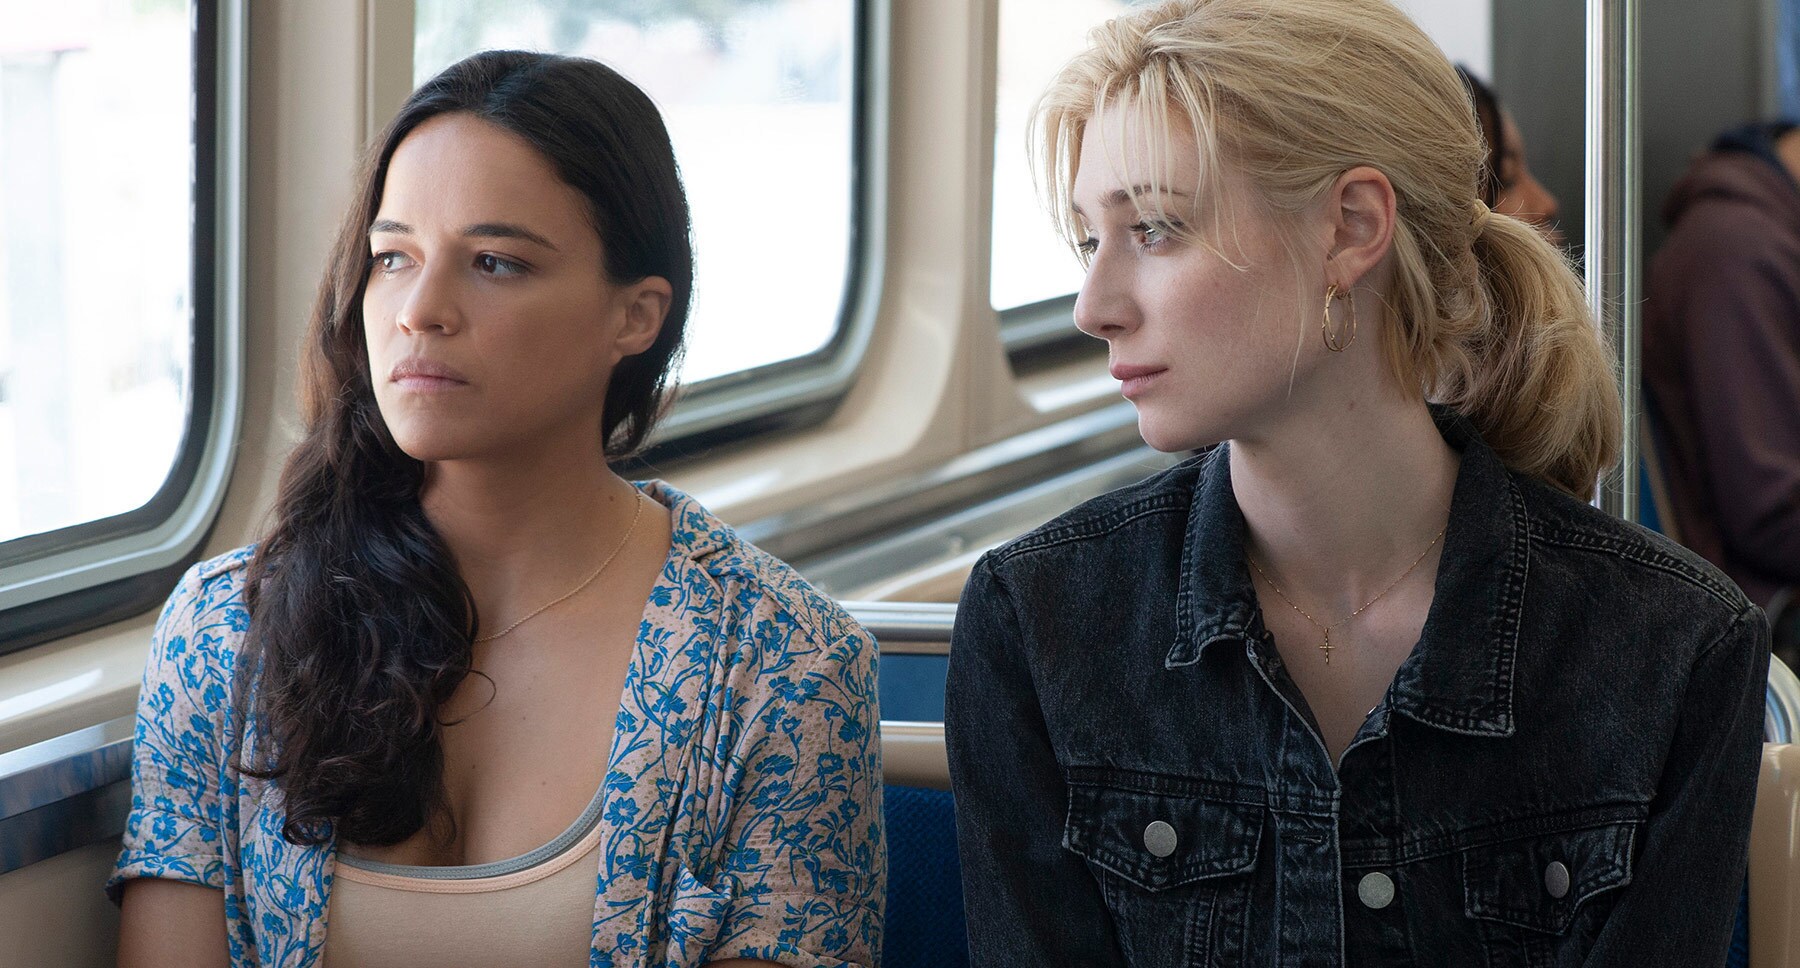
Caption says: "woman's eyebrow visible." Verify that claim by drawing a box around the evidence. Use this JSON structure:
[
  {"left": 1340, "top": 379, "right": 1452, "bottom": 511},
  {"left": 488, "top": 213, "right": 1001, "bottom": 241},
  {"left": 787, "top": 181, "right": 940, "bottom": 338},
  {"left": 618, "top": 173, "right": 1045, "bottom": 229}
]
[
  {"left": 366, "top": 218, "right": 559, "bottom": 251},
  {"left": 1072, "top": 185, "right": 1193, "bottom": 217},
  {"left": 463, "top": 222, "right": 559, "bottom": 250}
]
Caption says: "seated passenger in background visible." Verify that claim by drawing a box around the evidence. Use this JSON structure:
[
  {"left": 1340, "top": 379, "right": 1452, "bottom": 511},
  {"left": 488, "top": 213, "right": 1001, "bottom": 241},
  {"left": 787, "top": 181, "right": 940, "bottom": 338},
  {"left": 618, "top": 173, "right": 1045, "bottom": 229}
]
[
  {"left": 946, "top": 0, "right": 1769, "bottom": 964},
  {"left": 109, "top": 51, "right": 882, "bottom": 968},
  {"left": 1644, "top": 120, "right": 1800, "bottom": 609},
  {"left": 1455, "top": 65, "right": 1565, "bottom": 246}
]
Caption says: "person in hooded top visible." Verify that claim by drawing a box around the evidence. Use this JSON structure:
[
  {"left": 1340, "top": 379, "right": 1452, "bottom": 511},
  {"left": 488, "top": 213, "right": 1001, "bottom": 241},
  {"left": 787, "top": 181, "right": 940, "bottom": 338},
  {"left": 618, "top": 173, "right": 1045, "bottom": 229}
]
[{"left": 1643, "top": 122, "right": 1800, "bottom": 610}]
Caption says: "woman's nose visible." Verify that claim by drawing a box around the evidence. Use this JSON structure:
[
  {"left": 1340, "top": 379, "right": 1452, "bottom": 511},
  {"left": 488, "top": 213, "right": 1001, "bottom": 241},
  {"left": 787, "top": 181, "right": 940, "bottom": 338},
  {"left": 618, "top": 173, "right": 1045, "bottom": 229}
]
[
  {"left": 1072, "top": 254, "right": 1139, "bottom": 341},
  {"left": 395, "top": 264, "right": 463, "bottom": 336},
  {"left": 1524, "top": 175, "right": 1559, "bottom": 225},
  {"left": 1501, "top": 173, "right": 1558, "bottom": 226}
]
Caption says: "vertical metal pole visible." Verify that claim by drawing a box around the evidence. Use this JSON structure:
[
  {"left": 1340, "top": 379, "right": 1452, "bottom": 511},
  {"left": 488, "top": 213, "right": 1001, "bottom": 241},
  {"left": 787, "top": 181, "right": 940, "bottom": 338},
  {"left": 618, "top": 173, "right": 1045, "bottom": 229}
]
[{"left": 1587, "top": 0, "right": 1640, "bottom": 521}]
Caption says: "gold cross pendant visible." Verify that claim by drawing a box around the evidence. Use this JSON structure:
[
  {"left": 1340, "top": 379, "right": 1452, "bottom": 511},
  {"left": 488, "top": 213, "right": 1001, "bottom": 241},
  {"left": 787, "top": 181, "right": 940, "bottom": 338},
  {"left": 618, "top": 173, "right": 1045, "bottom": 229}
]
[{"left": 1320, "top": 628, "right": 1333, "bottom": 665}]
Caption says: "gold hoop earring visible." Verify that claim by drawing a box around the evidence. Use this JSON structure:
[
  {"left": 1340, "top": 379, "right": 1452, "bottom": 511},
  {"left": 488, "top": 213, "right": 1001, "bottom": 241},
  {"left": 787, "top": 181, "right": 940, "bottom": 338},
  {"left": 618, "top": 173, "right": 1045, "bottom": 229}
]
[{"left": 1322, "top": 284, "right": 1357, "bottom": 352}]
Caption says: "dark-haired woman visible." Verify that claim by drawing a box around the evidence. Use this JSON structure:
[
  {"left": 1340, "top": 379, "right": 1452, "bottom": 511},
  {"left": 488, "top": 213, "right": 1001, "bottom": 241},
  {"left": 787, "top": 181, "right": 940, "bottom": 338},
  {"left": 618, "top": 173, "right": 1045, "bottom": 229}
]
[
  {"left": 110, "top": 51, "right": 882, "bottom": 968},
  {"left": 1457, "top": 65, "right": 1565, "bottom": 246},
  {"left": 946, "top": 0, "right": 1768, "bottom": 964}
]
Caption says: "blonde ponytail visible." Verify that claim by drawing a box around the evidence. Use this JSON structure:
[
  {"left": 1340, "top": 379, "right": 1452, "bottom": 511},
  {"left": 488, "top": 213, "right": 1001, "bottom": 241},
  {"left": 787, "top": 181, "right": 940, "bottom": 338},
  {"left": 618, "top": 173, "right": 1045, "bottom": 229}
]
[
  {"left": 1446, "top": 210, "right": 1621, "bottom": 498},
  {"left": 1036, "top": 0, "right": 1621, "bottom": 499}
]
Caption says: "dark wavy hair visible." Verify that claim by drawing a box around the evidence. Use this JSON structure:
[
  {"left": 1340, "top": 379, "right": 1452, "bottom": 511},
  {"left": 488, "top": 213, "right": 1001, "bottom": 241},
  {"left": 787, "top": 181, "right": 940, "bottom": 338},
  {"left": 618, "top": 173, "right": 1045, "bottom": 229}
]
[
  {"left": 1455, "top": 65, "right": 1506, "bottom": 208},
  {"left": 236, "top": 50, "right": 693, "bottom": 846}
]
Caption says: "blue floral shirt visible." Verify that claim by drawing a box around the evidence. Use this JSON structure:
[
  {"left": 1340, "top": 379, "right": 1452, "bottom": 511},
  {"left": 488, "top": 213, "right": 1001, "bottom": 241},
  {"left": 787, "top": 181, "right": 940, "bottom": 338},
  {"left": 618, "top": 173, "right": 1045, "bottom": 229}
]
[{"left": 108, "top": 481, "right": 885, "bottom": 967}]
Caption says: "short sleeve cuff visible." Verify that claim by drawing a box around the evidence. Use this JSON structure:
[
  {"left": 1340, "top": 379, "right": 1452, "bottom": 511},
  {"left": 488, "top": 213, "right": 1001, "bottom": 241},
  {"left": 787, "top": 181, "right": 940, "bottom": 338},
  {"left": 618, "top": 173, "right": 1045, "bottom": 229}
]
[
  {"left": 106, "top": 846, "right": 226, "bottom": 905},
  {"left": 106, "top": 798, "right": 228, "bottom": 903}
]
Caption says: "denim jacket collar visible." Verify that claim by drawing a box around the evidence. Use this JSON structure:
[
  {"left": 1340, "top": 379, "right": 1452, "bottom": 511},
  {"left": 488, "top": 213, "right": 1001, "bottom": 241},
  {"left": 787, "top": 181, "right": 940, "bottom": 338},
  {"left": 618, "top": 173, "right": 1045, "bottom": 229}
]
[{"left": 1168, "top": 406, "right": 1529, "bottom": 737}]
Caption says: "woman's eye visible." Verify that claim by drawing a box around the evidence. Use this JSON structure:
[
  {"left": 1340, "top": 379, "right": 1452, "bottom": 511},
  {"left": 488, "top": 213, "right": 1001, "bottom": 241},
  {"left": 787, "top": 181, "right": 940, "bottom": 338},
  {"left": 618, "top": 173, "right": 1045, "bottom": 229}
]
[
  {"left": 475, "top": 253, "right": 527, "bottom": 276},
  {"left": 371, "top": 251, "right": 412, "bottom": 274},
  {"left": 1075, "top": 237, "right": 1099, "bottom": 257},
  {"left": 1498, "top": 156, "right": 1522, "bottom": 190},
  {"left": 1131, "top": 221, "right": 1177, "bottom": 248}
]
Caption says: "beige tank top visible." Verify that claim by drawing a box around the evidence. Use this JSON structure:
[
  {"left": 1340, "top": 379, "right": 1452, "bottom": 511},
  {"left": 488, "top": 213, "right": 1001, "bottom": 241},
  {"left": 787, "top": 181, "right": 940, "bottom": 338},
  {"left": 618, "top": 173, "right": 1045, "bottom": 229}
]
[{"left": 321, "top": 783, "right": 605, "bottom": 967}]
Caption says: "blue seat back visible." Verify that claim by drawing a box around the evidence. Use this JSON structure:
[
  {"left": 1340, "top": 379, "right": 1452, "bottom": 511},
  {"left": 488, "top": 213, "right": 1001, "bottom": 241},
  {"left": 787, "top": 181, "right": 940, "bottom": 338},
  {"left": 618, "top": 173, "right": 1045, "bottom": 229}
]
[
  {"left": 1728, "top": 879, "right": 1750, "bottom": 968},
  {"left": 1638, "top": 391, "right": 1687, "bottom": 542},
  {"left": 1638, "top": 453, "right": 1664, "bottom": 534},
  {"left": 882, "top": 783, "right": 969, "bottom": 968}
]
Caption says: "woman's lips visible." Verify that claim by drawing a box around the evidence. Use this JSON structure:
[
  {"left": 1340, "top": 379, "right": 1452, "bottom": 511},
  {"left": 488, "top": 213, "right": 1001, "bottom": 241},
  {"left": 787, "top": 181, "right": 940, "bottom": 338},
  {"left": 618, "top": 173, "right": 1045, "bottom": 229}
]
[
  {"left": 390, "top": 357, "right": 470, "bottom": 392},
  {"left": 1110, "top": 364, "right": 1167, "bottom": 399},
  {"left": 393, "top": 374, "right": 467, "bottom": 392}
]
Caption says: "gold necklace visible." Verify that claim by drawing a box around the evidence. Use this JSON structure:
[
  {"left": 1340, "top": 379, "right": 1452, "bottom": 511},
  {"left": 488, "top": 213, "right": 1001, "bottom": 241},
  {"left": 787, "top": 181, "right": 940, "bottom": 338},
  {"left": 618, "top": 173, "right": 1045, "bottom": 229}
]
[
  {"left": 473, "top": 493, "right": 647, "bottom": 644},
  {"left": 1246, "top": 526, "right": 1446, "bottom": 665}
]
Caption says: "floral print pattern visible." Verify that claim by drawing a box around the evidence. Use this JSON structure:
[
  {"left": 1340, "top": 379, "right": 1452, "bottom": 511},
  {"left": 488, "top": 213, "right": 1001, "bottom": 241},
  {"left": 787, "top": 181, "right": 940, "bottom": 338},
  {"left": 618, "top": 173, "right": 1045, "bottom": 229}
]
[{"left": 108, "top": 481, "right": 884, "bottom": 968}]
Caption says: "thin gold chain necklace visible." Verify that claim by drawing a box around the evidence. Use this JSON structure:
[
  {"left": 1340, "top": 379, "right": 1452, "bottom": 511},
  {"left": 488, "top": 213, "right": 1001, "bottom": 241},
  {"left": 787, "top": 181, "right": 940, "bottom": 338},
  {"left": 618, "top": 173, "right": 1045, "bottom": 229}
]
[
  {"left": 1246, "top": 526, "right": 1446, "bottom": 665},
  {"left": 472, "top": 492, "right": 647, "bottom": 644}
]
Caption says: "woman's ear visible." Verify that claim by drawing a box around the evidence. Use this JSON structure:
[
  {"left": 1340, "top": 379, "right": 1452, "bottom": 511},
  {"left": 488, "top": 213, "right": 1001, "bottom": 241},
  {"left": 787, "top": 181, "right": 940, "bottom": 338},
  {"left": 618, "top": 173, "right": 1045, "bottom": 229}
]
[
  {"left": 610, "top": 276, "right": 673, "bottom": 363},
  {"left": 1323, "top": 165, "right": 1397, "bottom": 289}
]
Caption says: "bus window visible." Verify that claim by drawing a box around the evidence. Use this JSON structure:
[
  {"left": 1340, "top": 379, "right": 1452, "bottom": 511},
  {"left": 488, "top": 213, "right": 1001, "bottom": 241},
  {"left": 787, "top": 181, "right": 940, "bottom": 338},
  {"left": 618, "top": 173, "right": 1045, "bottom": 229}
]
[
  {"left": 0, "top": 0, "right": 235, "bottom": 658},
  {"left": 414, "top": 0, "right": 858, "bottom": 387},
  {"left": 0, "top": 1, "right": 195, "bottom": 544},
  {"left": 991, "top": 0, "right": 1152, "bottom": 322}
]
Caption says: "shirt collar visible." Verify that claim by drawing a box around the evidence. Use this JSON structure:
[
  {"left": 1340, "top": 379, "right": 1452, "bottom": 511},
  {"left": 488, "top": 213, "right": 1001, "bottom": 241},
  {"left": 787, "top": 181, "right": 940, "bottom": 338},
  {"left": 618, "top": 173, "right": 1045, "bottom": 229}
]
[
  {"left": 1167, "top": 406, "right": 1528, "bottom": 738},
  {"left": 637, "top": 479, "right": 732, "bottom": 561}
]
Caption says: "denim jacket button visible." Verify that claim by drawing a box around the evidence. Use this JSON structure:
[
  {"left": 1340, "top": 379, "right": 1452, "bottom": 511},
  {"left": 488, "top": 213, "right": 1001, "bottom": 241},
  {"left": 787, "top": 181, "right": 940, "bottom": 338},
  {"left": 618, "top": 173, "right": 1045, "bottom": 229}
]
[
  {"left": 1143, "top": 820, "right": 1178, "bottom": 858},
  {"left": 1357, "top": 871, "right": 1396, "bottom": 909},
  {"left": 1544, "top": 861, "right": 1572, "bottom": 899}
]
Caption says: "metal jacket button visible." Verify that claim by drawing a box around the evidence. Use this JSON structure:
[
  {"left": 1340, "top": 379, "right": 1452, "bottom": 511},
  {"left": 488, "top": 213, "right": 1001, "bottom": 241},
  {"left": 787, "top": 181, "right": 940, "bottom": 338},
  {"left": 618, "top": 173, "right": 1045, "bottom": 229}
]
[
  {"left": 1143, "top": 820, "right": 1178, "bottom": 858},
  {"left": 1544, "top": 861, "right": 1572, "bottom": 899},
  {"left": 1358, "top": 871, "right": 1396, "bottom": 909}
]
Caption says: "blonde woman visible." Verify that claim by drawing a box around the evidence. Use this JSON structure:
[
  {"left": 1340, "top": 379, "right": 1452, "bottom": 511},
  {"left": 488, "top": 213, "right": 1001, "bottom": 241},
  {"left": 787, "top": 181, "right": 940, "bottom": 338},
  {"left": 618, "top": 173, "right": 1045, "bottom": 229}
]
[{"left": 945, "top": 1, "right": 1769, "bottom": 964}]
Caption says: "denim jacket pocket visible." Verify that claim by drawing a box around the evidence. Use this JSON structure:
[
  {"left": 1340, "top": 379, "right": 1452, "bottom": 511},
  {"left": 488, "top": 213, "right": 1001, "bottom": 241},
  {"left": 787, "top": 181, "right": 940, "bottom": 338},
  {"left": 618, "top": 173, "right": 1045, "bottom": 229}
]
[
  {"left": 1460, "top": 820, "right": 1637, "bottom": 966},
  {"left": 1461, "top": 821, "right": 1636, "bottom": 932},
  {"left": 1063, "top": 771, "right": 1264, "bottom": 968}
]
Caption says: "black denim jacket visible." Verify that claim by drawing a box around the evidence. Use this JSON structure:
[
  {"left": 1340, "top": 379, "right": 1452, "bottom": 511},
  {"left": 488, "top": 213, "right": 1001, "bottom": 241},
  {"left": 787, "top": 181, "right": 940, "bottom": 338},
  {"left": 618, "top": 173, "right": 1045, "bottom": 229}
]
[{"left": 946, "top": 412, "right": 1770, "bottom": 967}]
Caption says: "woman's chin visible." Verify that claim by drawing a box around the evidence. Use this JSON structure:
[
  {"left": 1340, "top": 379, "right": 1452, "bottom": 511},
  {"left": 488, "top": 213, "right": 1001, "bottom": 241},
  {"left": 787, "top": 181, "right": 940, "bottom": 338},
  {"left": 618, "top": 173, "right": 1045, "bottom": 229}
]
[
  {"left": 1134, "top": 412, "right": 1216, "bottom": 454},
  {"left": 388, "top": 428, "right": 484, "bottom": 465}
]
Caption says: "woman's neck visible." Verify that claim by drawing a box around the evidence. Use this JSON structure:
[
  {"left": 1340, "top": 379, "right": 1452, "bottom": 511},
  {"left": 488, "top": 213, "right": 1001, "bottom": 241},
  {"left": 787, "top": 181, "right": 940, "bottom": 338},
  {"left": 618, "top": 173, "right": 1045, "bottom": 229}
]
[
  {"left": 1230, "top": 390, "right": 1460, "bottom": 617},
  {"left": 419, "top": 443, "right": 643, "bottom": 623}
]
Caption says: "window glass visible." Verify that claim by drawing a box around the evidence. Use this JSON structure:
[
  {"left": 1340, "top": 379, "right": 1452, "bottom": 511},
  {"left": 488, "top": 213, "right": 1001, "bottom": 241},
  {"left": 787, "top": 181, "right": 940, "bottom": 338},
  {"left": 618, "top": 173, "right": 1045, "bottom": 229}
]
[
  {"left": 0, "top": 0, "right": 195, "bottom": 543},
  {"left": 991, "top": 0, "right": 1147, "bottom": 313},
  {"left": 1394, "top": 0, "right": 1491, "bottom": 76},
  {"left": 415, "top": 0, "right": 856, "bottom": 386}
]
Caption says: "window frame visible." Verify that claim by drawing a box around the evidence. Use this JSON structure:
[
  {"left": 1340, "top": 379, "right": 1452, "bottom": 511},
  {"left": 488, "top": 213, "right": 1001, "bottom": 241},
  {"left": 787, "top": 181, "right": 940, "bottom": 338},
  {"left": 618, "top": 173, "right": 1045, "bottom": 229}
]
[
  {"left": 0, "top": 0, "right": 245, "bottom": 657},
  {"left": 651, "top": 0, "right": 888, "bottom": 447},
  {"left": 998, "top": 292, "right": 1092, "bottom": 365},
  {"left": 986, "top": 0, "right": 1107, "bottom": 365}
]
